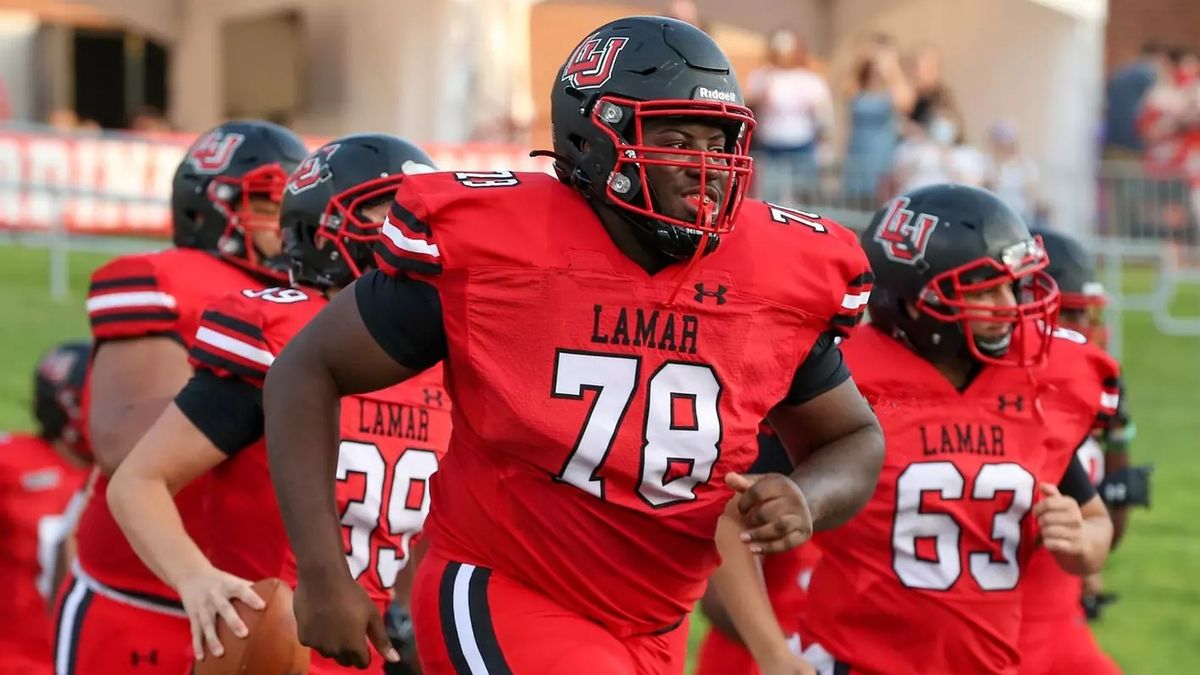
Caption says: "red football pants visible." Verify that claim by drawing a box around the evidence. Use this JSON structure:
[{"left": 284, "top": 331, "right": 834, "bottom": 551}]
[
  {"left": 1018, "top": 614, "right": 1121, "bottom": 675},
  {"left": 694, "top": 627, "right": 757, "bottom": 675},
  {"left": 52, "top": 571, "right": 191, "bottom": 674},
  {"left": 412, "top": 551, "right": 689, "bottom": 675}
]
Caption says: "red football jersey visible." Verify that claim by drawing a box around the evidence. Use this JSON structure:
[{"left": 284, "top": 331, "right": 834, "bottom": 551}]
[
  {"left": 77, "top": 248, "right": 261, "bottom": 598},
  {"left": 187, "top": 286, "right": 452, "bottom": 609},
  {"left": 373, "top": 171, "right": 871, "bottom": 635},
  {"left": 802, "top": 324, "right": 1120, "bottom": 675},
  {"left": 0, "top": 432, "right": 88, "bottom": 673},
  {"left": 1019, "top": 432, "right": 1108, "bottom": 624}
]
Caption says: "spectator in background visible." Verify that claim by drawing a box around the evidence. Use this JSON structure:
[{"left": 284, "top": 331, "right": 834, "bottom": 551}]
[
  {"left": 947, "top": 123, "right": 989, "bottom": 188},
  {"left": 843, "top": 37, "right": 914, "bottom": 206},
  {"left": 47, "top": 108, "right": 80, "bottom": 131},
  {"left": 907, "top": 45, "right": 952, "bottom": 129},
  {"left": 1104, "top": 43, "right": 1167, "bottom": 157},
  {"left": 892, "top": 101, "right": 960, "bottom": 193},
  {"left": 746, "top": 29, "right": 833, "bottom": 203},
  {"left": 984, "top": 120, "right": 1041, "bottom": 225},
  {"left": 129, "top": 106, "right": 172, "bottom": 133},
  {"left": 1136, "top": 47, "right": 1200, "bottom": 240}
]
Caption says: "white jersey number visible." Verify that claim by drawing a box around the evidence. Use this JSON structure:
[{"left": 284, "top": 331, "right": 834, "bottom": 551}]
[
  {"left": 337, "top": 441, "right": 440, "bottom": 588},
  {"left": 552, "top": 351, "right": 721, "bottom": 508},
  {"left": 892, "top": 461, "right": 1035, "bottom": 591}
]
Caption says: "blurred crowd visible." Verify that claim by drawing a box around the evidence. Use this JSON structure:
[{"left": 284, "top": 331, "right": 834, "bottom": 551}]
[
  {"left": 742, "top": 30, "right": 1044, "bottom": 226},
  {"left": 1103, "top": 43, "right": 1200, "bottom": 240}
]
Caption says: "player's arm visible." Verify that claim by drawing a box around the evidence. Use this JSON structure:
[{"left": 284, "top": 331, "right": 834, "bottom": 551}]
[
  {"left": 108, "top": 371, "right": 267, "bottom": 660},
  {"left": 88, "top": 338, "right": 192, "bottom": 475},
  {"left": 731, "top": 333, "right": 884, "bottom": 553},
  {"left": 264, "top": 271, "right": 444, "bottom": 667},
  {"left": 86, "top": 257, "right": 192, "bottom": 476},
  {"left": 712, "top": 504, "right": 814, "bottom": 675},
  {"left": 1036, "top": 455, "right": 1113, "bottom": 576}
]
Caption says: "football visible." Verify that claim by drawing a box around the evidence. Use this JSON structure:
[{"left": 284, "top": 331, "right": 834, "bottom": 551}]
[{"left": 193, "top": 578, "right": 310, "bottom": 675}]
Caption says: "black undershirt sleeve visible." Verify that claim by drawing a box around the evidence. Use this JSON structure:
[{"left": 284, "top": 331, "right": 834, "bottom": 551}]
[
  {"left": 354, "top": 270, "right": 448, "bottom": 372},
  {"left": 779, "top": 331, "right": 852, "bottom": 406},
  {"left": 174, "top": 370, "right": 264, "bottom": 455},
  {"left": 1058, "top": 453, "right": 1098, "bottom": 503}
]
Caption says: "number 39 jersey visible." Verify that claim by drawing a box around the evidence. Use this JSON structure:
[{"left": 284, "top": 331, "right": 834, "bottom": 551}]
[
  {"left": 187, "top": 286, "right": 451, "bottom": 608},
  {"left": 802, "top": 324, "right": 1121, "bottom": 675},
  {"left": 372, "top": 171, "right": 871, "bottom": 635}
]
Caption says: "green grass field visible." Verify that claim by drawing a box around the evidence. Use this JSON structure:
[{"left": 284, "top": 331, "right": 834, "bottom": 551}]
[{"left": 2, "top": 243, "right": 1197, "bottom": 673}]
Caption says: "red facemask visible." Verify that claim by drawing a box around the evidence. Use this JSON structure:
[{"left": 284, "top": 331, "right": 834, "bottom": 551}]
[
  {"left": 916, "top": 237, "right": 1062, "bottom": 367},
  {"left": 207, "top": 163, "right": 290, "bottom": 280},
  {"left": 591, "top": 95, "right": 756, "bottom": 237}
]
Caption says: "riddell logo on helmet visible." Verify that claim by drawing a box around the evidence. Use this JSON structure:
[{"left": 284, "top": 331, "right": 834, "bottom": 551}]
[
  {"left": 693, "top": 87, "right": 737, "bottom": 103},
  {"left": 562, "top": 36, "right": 629, "bottom": 90},
  {"left": 287, "top": 144, "right": 340, "bottom": 195},
  {"left": 187, "top": 132, "right": 245, "bottom": 174},
  {"left": 874, "top": 197, "right": 938, "bottom": 265}
]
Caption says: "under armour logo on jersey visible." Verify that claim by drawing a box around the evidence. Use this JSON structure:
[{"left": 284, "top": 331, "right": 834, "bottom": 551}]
[
  {"left": 694, "top": 283, "right": 728, "bottom": 305},
  {"left": 997, "top": 395, "right": 1025, "bottom": 412},
  {"left": 130, "top": 649, "right": 158, "bottom": 666},
  {"left": 874, "top": 197, "right": 938, "bottom": 265},
  {"left": 423, "top": 388, "right": 445, "bottom": 407}
]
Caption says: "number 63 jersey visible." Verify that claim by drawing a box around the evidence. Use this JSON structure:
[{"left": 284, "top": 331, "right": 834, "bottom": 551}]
[
  {"left": 802, "top": 324, "right": 1120, "bottom": 675},
  {"left": 187, "top": 285, "right": 451, "bottom": 610},
  {"left": 370, "top": 171, "right": 871, "bottom": 636}
]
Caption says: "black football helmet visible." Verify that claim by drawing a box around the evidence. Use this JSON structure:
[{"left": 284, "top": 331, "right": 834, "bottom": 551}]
[
  {"left": 1032, "top": 228, "right": 1108, "bottom": 347},
  {"left": 33, "top": 340, "right": 90, "bottom": 455},
  {"left": 864, "top": 184, "right": 1060, "bottom": 367},
  {"left": 171, "top": 120, "right": 308, "bottom": 281},
  {"left": 281, "top": 134, "right": 437, "bottom": 289},
  {"left": 548, "top": 15, "right": 756, "bottom": 259}
]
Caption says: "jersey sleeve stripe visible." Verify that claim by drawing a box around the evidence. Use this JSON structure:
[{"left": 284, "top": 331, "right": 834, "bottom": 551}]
[
  {"left": 188, "top": 344, "right": 269, "bottom": 384},
  {"left": 383, "top": 216, "right": 440, "bottom": 258},
  {"left": 200, "top": 310, "right": 266, "bottom": 342},
  {"left": 847, "top": 271, "right": 875, "bottom": 287},
  {"left": 193, "top": 327, "right": 275, "bottom": 368},
  {"left": 840, "top": 290, "right": 871, "bottom": 311},
  {"left": 390, "top": 200, "right": 432, "bottom": 235},
  {"left": 86, "top": 291, "right": 178, "bottom": 314},
  {"left": 89, "top": 276, "right": 159, "bottom": 292},
  {"left": 1100, "top": 391, "right": 1120, "bottom": 411},
  {"left": 90, "top": 310, "right": 180, "bottom": 327},
  {"left": 376, "top": 239, "right": 444, "bottom": 277}
]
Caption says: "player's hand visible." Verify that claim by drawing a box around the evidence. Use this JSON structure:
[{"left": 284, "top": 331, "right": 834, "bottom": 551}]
[
  {"left": 294, "top": 572, "right": 400, "bottom": 668},
  {"left": 1033, "top": 483, "right": 1085, "bottom": 556},
  {"left": 726, "top": 472, "right": 813, "bottom": 554},
  {"left": 1083, "top": 571, "right": 1104, "bottom": 597},
  {"left": 176, "top": 565, "right": 265, "bottom": 660},
  {"left": 758, "top": 651, "right": 817, "bottom": 675}
]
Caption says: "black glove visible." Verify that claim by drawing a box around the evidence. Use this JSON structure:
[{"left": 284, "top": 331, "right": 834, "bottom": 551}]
[
  {"left": 1082, "top": 591, "right": 1119, "bottom": 621},
  {"left": 384, "top": 602, "right": 419, "bottom": 675},
  {"left": 1098, "top": 464, "right": 1153, "bottom": 508}
]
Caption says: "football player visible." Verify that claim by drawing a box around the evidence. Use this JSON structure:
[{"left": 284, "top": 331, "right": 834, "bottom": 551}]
[
  {"left": 1017, "top": 228, "right": 1145, "bottom": 675},
  {"left": 107, "top": 135, "right": 448, "bottom": 675},
  {"left": 53, "top": 121, "right": 307, "bottom": 675},
  {"left": 782, "top": 185, "right": 1118, "bottom": 675},
  {"left": 264, "top": 16, "right": 884, "bottom": 674},
  {"left": 0, "top": 342, "right": 90, "bottom": 674},
  {"left": 695, "top": 430, "right": 822, "bottom": 675}
]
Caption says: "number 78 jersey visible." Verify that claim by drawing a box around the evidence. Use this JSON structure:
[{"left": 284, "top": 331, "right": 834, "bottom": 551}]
[
  {"left": 188, "top": 285, "right": 452, "bottom": 609},
  {"left": 372, "top": 171, "right": 871, "bottom": 635}
]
